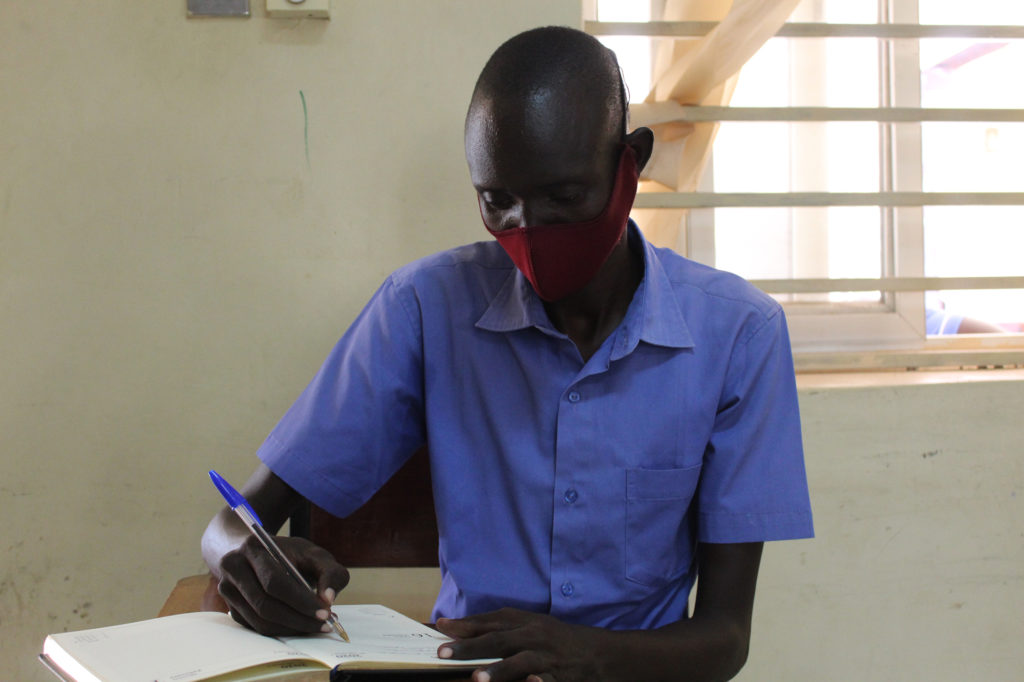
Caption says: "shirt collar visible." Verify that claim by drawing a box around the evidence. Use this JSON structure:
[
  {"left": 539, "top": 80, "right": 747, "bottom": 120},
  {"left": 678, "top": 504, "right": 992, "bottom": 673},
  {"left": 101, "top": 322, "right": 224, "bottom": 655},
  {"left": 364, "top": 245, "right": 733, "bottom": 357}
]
[{"left": 476, "top": 222, "right": 694, "bottom": 355}]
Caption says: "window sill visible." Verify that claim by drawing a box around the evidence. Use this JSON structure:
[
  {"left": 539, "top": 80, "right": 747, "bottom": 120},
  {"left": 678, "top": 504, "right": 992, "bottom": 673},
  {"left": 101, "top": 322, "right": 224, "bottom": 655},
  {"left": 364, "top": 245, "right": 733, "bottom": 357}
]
[
  {"left": 794, "top": 334, "right": 1024, "bottom": 373},
  {"left": 796, "top": 365, "right": 1024, "bottom": 391}
]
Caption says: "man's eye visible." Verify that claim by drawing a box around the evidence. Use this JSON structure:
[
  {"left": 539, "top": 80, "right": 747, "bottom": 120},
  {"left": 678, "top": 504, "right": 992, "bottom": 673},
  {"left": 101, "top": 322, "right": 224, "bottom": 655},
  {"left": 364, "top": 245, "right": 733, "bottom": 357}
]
[
  {"left": 481, "top": 194, "right": 513, "bottom": 210},
  {"left": 550, "top": 191, "right": 584, "bottom": 205}
]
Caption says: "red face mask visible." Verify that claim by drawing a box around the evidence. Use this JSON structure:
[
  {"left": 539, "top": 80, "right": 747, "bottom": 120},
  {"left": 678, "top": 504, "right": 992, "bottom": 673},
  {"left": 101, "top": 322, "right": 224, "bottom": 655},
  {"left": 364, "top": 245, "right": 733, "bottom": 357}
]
[{"left": 486, "top": 146, "right": 639, "bottom": 302}]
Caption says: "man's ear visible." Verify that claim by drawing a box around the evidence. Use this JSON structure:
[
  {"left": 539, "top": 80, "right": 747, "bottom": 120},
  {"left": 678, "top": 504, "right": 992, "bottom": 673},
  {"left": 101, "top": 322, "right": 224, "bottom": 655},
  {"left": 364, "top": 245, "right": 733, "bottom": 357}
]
[{"left": 624, "top": 126, "right": 655, "bottom": 175}]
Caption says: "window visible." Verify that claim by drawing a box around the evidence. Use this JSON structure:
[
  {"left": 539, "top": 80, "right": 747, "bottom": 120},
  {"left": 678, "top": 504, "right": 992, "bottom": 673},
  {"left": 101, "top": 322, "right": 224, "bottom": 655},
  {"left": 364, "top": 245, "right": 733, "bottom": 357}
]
[{"left": 589, "top": 0, "right": 1024, "bottom": 370}]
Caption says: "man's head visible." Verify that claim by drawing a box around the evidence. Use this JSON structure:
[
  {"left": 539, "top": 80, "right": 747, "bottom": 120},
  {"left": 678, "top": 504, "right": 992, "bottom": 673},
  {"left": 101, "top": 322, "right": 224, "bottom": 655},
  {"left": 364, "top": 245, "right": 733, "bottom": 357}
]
[{"left": 465, "top": 26, "right": 653, "bottom": 233}]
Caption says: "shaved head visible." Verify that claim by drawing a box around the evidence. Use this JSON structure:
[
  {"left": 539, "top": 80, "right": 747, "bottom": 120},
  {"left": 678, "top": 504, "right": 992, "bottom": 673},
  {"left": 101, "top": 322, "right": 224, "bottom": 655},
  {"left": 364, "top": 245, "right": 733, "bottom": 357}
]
[{"left": 468, "top": 26, "right": 627, "bottom": 144}]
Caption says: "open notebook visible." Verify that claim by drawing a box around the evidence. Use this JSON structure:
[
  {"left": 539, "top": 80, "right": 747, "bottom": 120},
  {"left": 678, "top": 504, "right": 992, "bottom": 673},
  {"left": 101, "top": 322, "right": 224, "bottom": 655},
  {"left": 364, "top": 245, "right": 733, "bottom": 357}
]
[{"left": 40, "top": 604, "right": 495, "bottom": 682}]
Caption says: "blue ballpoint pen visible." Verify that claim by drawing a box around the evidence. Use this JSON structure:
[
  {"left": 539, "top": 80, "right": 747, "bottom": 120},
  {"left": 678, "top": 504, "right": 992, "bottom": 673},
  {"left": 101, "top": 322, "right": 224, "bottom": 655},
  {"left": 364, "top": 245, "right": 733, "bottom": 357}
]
[{"left": 208, "top": 469, "right": 350, "bottom": 642}]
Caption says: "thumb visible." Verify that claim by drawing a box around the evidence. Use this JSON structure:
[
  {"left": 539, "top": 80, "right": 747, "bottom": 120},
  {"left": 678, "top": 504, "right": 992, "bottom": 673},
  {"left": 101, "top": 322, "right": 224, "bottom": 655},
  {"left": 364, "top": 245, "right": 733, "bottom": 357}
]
[
  {"left": 314, "top": 560, "right": 349, "bottom": 605},
  {"left": 285, "top": 537, "right": 348, "bottom": 603}
]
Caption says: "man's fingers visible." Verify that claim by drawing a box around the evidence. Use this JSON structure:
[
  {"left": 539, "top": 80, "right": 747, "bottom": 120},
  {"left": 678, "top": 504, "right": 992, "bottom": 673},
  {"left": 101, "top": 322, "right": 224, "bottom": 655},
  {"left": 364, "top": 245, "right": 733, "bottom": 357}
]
[
  {"left": 220, "top": 542, "right": 331, "bottom": 634},
  {"left": 262, "top": 536, "right": 349, "bottom": 607},
  {"left": 307, "top": 548, "right": 349, "bottom": 604},
  {"left": 240, "top": 538, "right": 321, "bottom": 612},
  {"left": 218, "top": 579, "right": 325, "bottom": 636},
  {"left": 472, "top": 651, "right": 551, "bottom": 682},
  {"left": 436, "top": 607, "right": 530, "bottom": 637},
  {"left": 241, "top": 536, "right": 350, "bottom": 613},
  {"left": 435, "top": 617, "right": 475, "bottom": 638},
  {"left": 438, "top": 626, "right": 540, "bottom": 662},
  {"left": 438, "top": 630, "right": 510, "bottom": 660}
]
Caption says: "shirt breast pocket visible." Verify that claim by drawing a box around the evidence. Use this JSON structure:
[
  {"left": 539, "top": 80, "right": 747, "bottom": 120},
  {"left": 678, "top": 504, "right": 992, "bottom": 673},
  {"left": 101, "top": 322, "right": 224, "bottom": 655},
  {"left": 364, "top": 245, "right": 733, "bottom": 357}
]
[{"left": 624, "top": 465, "right": 701, "bottom": 586}]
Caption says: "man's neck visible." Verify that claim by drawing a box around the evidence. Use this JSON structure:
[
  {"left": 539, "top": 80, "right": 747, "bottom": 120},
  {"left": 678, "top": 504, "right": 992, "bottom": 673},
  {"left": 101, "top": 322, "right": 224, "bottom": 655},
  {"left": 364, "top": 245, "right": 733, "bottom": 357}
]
[{"left": 544, "top": 230, "right": 644, "bottom": 362}]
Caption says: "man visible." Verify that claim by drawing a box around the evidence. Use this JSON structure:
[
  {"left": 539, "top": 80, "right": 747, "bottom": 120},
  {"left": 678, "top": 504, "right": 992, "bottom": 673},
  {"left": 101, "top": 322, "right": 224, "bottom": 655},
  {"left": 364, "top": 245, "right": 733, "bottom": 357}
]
[{"left": 203, "top": 26, "right": 812, "bottom": 682}]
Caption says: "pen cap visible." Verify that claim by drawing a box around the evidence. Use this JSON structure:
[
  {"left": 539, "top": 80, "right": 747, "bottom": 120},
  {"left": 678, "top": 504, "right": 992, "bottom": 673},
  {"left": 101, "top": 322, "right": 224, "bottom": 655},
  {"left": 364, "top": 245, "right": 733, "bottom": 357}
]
[{"left": 209, "top": 469, "right": 264, "bottom": 526}]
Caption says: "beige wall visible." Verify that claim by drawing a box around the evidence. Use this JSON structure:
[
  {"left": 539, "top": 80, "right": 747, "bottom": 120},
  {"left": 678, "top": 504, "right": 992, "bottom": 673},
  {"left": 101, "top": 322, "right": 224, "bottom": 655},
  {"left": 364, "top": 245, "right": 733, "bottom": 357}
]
[
  {"left": 756, "top": 374, "right": 1023, "bottom": 680},
  {"left": 0, "top": 3, "right": 582, "bottom": 680},
  {"left": 2, "top": 3, "right": 1021, "bottom": 681}
]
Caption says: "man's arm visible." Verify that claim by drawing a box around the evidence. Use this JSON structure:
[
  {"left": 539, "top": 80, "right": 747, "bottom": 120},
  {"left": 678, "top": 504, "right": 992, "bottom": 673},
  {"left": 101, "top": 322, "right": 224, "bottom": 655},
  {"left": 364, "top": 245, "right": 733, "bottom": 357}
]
[
  {"left": 435, "top": 542, "right": 763, "bottom": 682},
  {"left": 201, "top": 462, "right": 350, "bottom": 635}
]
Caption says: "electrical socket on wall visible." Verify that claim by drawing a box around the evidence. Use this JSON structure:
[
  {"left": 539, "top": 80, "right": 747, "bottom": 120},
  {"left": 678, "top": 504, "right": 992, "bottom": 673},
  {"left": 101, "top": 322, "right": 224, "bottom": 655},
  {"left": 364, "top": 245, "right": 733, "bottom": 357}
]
[{"left": 266, "top": 0, "right": 329, "bottom": 19}]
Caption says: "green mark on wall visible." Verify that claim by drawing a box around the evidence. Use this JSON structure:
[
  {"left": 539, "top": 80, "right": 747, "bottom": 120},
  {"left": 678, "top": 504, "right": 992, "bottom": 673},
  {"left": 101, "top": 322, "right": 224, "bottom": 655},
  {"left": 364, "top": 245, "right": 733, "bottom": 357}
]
[{"left": 300, "top": 90, "right": 310, "bottom": 169}]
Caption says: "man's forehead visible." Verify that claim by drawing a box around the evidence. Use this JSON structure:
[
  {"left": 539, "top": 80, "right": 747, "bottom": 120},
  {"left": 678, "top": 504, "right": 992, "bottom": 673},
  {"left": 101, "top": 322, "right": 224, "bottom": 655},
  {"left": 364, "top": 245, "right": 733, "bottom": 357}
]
[
  {"left": 465, "top": 121, "right": 615, "bottom": 193},
  {"left": 467, "top": 88, "right": 615, "bottom": 150}
]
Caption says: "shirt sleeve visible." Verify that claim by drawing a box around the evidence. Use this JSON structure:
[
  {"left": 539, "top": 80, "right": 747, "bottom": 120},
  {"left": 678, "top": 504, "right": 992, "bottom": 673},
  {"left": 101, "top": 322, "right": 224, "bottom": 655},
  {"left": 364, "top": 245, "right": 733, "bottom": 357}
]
[
  {"left": 697, "top": 307, "right": 814, "bottom": 543},
  {"left": 256, "top": 275, "right": 426, "bottom": 519}
]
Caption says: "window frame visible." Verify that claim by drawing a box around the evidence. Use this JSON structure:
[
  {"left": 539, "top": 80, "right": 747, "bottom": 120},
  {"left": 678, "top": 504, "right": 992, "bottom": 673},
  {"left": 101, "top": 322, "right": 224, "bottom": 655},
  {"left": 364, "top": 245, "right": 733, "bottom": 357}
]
[{"left": 587, "top": 0, "right": 1024, "bottom": 369}]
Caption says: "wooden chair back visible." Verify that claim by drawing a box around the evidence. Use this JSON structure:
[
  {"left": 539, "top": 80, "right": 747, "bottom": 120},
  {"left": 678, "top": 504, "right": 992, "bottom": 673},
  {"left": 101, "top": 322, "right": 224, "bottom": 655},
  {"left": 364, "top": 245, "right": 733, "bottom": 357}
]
[{"left": 289, "top": 447, "right": 440, "bottom": 567}]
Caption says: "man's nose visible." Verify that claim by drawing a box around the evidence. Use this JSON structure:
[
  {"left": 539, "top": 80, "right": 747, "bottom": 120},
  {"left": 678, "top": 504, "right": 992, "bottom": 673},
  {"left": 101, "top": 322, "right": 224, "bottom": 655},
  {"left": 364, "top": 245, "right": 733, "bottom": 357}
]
[{"left": 512, "top": 202, "right": 538, "bottom": 228}]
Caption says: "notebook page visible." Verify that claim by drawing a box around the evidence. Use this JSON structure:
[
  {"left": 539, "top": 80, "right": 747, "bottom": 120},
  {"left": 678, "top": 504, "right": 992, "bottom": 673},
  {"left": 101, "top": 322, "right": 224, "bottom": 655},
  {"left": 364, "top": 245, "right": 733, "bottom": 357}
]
[
  {"left": 280, "top": 605, "right": 497, "bottom": 668},
  {"left": 45, "top": 612, "right": 323, "bottom": 682}
]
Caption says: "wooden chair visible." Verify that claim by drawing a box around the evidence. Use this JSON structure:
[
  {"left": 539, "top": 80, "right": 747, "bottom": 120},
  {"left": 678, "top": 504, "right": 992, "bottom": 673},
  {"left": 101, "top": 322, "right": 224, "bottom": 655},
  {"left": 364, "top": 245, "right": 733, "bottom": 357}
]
[
  {"left": 290, "top": 447, "right": 439, "bottom": 568},
  {"left": 161, "top": 448, "right": 440, "bottom": 618}
]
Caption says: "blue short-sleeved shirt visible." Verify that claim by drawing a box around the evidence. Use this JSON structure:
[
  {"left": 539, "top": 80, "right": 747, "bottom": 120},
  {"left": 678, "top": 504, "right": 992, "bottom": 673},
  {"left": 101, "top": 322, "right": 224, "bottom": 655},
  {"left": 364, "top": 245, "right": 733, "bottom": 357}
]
[{"left": 258, "top": 224, "right": 813, "bottom": 630}]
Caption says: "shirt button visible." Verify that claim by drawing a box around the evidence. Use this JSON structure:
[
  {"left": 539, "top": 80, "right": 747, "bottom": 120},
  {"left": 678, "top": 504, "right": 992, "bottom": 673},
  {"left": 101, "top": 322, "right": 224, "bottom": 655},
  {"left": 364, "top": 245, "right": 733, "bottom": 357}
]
[
  {"left": 563, "top": 488, "right": 578, "bottom": 504},
  {"left": 560, "top": 581, "right": 574, "bottom": 597},
  {"left": 567, "top": 391, "right": 581, "bottom": 403}
]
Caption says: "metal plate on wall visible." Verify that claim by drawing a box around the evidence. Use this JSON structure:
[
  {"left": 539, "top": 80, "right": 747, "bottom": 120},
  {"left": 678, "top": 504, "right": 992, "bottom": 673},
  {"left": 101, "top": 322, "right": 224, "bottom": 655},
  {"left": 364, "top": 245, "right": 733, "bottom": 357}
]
[{"left": 187, "top": 0, "right": 250, "bottom": 17}]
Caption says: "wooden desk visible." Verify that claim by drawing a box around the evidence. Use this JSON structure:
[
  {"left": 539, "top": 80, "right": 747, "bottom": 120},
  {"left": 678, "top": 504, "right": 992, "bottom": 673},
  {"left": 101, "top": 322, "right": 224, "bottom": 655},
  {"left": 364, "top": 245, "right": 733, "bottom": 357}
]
[{"left": 159, "top": 574, "right": 226, "bottom": 616}]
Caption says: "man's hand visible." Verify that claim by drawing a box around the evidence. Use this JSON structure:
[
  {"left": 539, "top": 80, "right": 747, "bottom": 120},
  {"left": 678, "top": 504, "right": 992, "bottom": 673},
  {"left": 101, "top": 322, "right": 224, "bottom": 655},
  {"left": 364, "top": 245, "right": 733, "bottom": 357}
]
[
  {"left": 201, "top": 463, "right": 350, "bottom": 637},
  {"left": 435, "top": 608, "right": 607, "bottom": 682},
  {"left": 217, "top": 534, "right": 350, "bottom": 636},
  {"left": 433, "top": 543, "right": 764, "bottom": 682}
]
